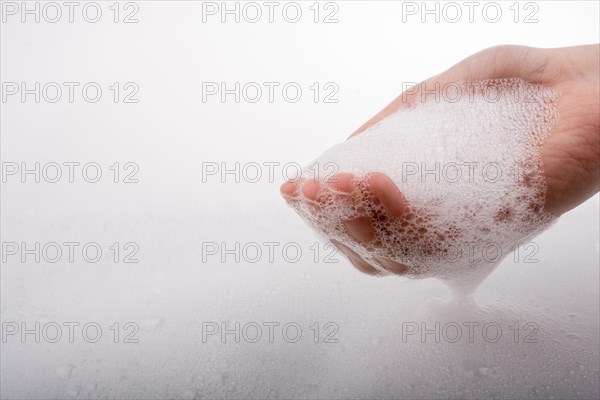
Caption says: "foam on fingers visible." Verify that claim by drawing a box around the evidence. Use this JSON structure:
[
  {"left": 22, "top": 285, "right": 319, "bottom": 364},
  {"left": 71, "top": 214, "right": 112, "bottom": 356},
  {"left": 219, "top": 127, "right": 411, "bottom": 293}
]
[{"left": 286, "top": 79, "right": 560, "bottom": 289}]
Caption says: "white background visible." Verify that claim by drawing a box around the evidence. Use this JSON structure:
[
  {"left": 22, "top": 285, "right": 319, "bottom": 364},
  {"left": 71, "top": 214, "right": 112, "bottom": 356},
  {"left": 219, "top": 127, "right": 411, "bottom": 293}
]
[{"left": 1, "top": 1, "right": 599, "bottom": 399}]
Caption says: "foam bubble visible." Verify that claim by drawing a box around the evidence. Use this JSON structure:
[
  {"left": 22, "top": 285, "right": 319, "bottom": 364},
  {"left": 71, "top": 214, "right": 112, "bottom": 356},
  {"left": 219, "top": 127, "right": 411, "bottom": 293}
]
[{"left": 287, "top": 79, "right": 560, "bottom": 292}]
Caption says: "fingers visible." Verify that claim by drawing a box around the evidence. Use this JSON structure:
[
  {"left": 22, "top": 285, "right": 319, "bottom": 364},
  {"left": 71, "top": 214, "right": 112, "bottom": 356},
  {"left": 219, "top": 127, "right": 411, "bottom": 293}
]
[
  {"left": 330, "top": 240, "right": 383, "bottom": 276},
  {"left": 280, "top": 179, "right": 297, "bottom": 197},
  {"left": 323, "top": 172, "right": 355, "bottom": 194},
  {"left": 374, "top": 257, "right": 409, "bottom": 275},
  {"left": 281, "top": 177, "right": 376, "bottom": 276},
  {"left": 280, "top": 179, "right": 301, "bottom": 208},
  {"left": 364, "top": 172, "right": 410, "bottom": 218},
  {"left": 344, "top": 217, "right": 377, "bottom": 244},
  {"left": 280, "top": 172, "right": 414, "bottom": 276}
]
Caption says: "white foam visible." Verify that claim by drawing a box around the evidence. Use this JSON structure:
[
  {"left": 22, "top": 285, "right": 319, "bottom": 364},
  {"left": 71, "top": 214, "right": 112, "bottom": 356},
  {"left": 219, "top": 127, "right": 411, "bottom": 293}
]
[{"left": 288, "top": 79, "right": 560, "bottom": 291}]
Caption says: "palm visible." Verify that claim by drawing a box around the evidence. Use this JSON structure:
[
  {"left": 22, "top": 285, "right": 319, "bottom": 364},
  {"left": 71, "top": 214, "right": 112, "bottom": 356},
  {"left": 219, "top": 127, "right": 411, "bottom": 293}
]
[
  {"left": 353, "top": 45, "right": 599, "bottom": 215},
  {"left": 539, "top": 78, "right": 599, "bottom": 214}
]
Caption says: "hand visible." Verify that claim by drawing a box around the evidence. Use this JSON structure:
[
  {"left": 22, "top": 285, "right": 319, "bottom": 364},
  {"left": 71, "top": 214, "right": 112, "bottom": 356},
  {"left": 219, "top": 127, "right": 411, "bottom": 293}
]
[{"left": 281, "top": 45, "right": 600, "bottom": 276}]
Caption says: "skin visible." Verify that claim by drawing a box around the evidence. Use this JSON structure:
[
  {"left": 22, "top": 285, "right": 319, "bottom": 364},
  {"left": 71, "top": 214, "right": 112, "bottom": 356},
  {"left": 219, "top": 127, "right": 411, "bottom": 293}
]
[{"left": 281, "top": 44, "right": 600, "bottom": 276}]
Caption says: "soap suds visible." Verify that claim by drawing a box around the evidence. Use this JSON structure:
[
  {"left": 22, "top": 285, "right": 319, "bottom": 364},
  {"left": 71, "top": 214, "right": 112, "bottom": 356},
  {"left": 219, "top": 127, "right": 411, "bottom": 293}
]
[{"left": 288, "top": 79, "right": 560, "bottom": 291}]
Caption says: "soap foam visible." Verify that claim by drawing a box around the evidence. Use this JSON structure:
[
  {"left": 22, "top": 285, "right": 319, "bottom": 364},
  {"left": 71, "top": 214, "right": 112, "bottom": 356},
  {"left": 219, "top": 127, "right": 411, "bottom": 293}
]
[{"left": 288, "top": 79, "right": 560, "bottom": 291}]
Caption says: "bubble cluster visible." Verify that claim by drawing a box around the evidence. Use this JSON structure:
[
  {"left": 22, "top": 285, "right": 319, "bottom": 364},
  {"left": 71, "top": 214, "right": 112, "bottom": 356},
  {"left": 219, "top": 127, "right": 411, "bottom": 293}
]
[{"left": 288, "top": 79, "right": 560, "bottom": 290}]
